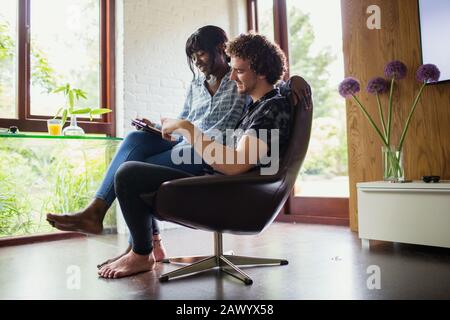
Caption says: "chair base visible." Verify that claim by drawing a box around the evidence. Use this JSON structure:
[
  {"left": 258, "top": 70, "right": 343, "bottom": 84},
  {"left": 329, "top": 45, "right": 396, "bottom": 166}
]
[
  {"left": 159, "top": 253, "right": 288, "bottom": 285},
  {"left": 161, "top": 250, "right": 234, "bottom": 265},
  {"left": 159, "top": 232, "right": 288, "bottom": 285}
]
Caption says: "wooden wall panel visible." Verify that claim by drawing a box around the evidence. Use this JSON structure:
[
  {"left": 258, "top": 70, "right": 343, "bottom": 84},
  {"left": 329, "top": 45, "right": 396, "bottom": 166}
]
[{"left": 341, "top": 0, "right": 450, "bottom": 231}]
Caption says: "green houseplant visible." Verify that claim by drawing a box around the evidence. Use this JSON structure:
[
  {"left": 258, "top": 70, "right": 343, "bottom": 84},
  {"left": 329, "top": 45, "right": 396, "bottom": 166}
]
[{"left": 52, "top": 83, "right": 112, "bottom": 135}]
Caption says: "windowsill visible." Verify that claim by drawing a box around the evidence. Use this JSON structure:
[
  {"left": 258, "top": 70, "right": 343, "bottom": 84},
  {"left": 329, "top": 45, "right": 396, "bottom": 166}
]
[
  {"left": 0, "top": 132, "right": 122, "bottom": 141},
  {"left": 0, "top": 232, "right": 87, "bottom": 247}
]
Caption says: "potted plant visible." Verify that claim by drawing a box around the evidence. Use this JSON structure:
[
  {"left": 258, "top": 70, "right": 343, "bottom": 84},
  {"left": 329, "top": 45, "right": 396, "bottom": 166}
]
[{"left": 52, "top": 83, "right": 112, "bottom": 135}]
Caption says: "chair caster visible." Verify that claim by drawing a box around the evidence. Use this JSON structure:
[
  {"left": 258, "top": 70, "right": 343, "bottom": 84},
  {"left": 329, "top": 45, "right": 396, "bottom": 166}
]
[
  {"left": 280, "top": 260, "right": 289, "bottom": 265},
  {"left": 159, "top": 276, "right": 169, "bottom": 282},
  {"left": 244, "top": 278, "right": 253, "bottom": 285}
]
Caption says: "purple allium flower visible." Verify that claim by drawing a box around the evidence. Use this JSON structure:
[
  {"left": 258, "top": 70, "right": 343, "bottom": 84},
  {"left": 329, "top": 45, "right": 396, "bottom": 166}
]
[
  {"left": 339, "top": 77, "right": 360, "bottom": 98},
  {"left": 384, "top": 60, "right": 407, "bottom": 79},
  {"left": 416, "top": 64, "right": 440, "bottom": 83},
  {"left": 366, "top": 77, "right": 389, "bottom": 94}
]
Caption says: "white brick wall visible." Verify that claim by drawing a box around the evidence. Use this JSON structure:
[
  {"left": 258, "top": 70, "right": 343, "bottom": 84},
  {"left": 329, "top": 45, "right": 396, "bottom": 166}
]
[
  {"left": 114, "top": 0, "right": 247, "bottom": 234},
  {"left": 116, "top": 0, "right": 247, "bottom": 138}
]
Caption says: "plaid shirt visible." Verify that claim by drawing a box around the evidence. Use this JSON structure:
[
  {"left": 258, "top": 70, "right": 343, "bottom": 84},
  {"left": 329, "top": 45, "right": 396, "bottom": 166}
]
[
  {"left": 232, "top": 88, "right": 292, "bottom": 157},
  {"left": 177, "top": 70, "right": 248, "bottom": 145}
]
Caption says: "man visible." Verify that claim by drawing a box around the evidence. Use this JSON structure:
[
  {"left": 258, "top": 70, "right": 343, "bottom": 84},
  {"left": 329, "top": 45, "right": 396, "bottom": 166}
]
[{"left": 96, "top": 33, "right": 299, "bottom": 279}]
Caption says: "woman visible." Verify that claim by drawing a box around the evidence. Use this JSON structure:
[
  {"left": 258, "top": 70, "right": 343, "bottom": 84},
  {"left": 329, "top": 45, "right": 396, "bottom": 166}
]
[{"left": 97, "top": 32, "right": 295, "bottom": 279}]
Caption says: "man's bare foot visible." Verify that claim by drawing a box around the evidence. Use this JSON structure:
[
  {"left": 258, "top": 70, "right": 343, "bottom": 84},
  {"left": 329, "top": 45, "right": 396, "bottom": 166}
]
[
  {"left": 46, "top": 198, "right": 108, "bottom": 234},
  {"left": 98, "top": 250, "right": 155, "bottom": 279},
  {"left": 97, "top": 245, "right": 131, "bottom": 269},
  {"left": 96, "top": 238, "right": 167, "bottom": 269}
]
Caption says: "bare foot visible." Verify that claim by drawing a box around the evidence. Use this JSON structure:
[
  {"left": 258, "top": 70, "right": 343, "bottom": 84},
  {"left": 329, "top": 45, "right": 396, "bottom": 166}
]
[
  {"left": 97, "top": 238, "right": 167, "bottom": 269},
  {"left": 153, "top": 239, "right": 167, "bottom": 262},
  {"left": 98, "top": 250, "right": 155, "bottom": 279},
  {"left": 97, "top": 245, "right": 131, "bottom": 269},
  {"left": 46, "top": 199, "right": 108, "bottom": 234}
]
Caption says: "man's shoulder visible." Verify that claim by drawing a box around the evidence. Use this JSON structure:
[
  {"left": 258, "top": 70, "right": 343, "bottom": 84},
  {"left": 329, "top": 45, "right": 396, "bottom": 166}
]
[
  {"left": 257, "top": 94, "right": 292, "bottom": 122},
  {"left": 264, "top": 92, "right": 290, "bottom": 110}
]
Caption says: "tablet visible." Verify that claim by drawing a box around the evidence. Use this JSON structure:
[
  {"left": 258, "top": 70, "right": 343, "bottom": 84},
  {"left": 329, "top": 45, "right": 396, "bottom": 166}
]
[{"left": 131, "top": 119, "right": 162, "bottom": 135}]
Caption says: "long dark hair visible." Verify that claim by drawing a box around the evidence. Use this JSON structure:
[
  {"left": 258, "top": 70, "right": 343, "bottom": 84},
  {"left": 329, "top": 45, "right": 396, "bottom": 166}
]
[{"left": 185, "top": 25, "right": 229, "bottom": 78}]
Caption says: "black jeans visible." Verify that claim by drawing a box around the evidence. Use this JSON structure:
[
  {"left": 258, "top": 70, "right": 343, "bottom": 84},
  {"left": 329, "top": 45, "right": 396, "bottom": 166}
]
[{"left": 114, "top": 161, "right": 196, "bottom": 255}]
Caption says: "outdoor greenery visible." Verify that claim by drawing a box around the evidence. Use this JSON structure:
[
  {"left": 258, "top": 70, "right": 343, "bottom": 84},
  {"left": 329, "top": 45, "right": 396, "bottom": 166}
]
[
  {"left": 0, "top": 0, "right": 100, "bottom": 117},
  {"left": 261, "top": 7, "right": 348, "bottom": 177},
  {"left": 0, "top": 138, "right": 118, "bottom": 237},
  {"left": 0, "top": 2, "right": 116, "bottom": 237},
  {"left": 289, "top": 8, "right": 348, "bottom": 177},
  {"left": 0, "top": 19, "right": 59, "bottom": 116}
]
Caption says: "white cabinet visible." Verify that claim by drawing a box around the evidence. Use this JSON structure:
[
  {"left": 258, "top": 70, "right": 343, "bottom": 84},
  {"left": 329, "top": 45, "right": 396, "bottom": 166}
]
[{"left": 357, "top": 181, "right": 450, "bottom": 248}]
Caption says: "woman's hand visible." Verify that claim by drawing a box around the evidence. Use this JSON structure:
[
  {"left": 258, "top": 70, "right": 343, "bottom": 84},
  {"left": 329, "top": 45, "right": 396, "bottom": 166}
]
[
  {"left": 160, "top": 118, "right": 192, "bottom": 141},
  {"left": 140, "top": 118, "right": 155, "bottom": 127}
]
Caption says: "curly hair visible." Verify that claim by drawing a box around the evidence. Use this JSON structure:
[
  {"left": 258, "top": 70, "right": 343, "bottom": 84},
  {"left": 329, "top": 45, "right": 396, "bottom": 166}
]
[{"left": 227, "top": 33, "right": 286, "bottom": 85}]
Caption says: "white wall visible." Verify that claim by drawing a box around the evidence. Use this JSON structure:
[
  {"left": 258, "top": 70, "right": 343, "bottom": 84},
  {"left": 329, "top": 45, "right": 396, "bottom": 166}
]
[
  {"left": 114, "top": 0, "right": 247, "bottom": 234},
  {"left": 116, "top": 0, "right": 247, "bottom": 138}
]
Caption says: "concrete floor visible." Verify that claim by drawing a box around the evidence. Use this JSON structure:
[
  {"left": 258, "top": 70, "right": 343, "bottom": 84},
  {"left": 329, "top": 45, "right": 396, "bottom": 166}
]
[{"left": 1, "top": 222, "right": 450, "bottom": 300}]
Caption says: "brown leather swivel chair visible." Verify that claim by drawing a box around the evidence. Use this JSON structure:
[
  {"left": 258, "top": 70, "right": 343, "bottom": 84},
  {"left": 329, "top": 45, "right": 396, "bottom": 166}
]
[{"left": 152, "top": 78, "right": 313, "bottom": 285}]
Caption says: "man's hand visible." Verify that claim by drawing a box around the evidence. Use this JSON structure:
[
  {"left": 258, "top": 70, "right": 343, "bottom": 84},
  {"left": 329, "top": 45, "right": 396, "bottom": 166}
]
[
  {"left": 287, "top": 75, "right": 312, "bottom": 110},
  {"left": 160, "top": 118, "right": 191, "bottom": 141}
]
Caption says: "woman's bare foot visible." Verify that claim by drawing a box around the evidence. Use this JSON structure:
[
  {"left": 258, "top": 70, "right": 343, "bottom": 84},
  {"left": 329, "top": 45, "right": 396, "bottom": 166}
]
[
  {"left": 96, "top": 237, "right": 167, "bottom": 269},
  {"left": 98, "top": 250, "right": 155, "bottom": 279},
  {"left": 46, "top": 198, "right": 108, "bottom": 234},
  {"left": 152, "top": 239, "right": 167, "bottom": 262}
]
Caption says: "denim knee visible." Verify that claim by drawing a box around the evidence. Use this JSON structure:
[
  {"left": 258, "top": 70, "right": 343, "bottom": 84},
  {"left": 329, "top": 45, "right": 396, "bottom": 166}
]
[{"left": 122, "top": 130, "right": 149, "bottom": 146}]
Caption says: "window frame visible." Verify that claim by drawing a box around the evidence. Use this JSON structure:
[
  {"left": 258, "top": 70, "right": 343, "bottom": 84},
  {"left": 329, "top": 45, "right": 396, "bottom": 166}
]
[
  {"left": 0, "top": 0, "right": 116, "bottom": 136},
  {"left": 247, "top": 0, "right": 290, "bottom": 77}
]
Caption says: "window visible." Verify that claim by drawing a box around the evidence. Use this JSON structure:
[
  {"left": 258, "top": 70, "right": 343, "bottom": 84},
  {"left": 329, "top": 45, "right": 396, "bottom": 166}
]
[
  {"left": 286, "top": 0, "right": 348, "bottom": 198},
  {"left": 254, "top": 0, "right": 276, "bottom": 43},
  {"left": 248, "top": 0, "right": 349, "bottom": 224},
  {"left": 0, "top": 0, "right": 18, "bottom": 119},
  {"left": 0, "top": 0, "right": 115, "bottom": 136},
  {"left": 248, "top": 0, "right": 289, "bottom": 75}
]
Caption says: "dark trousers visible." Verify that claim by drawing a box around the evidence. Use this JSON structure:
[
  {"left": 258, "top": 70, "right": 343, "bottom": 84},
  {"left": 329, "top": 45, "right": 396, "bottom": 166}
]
[{"left": 114, "top": 161, "right": 195, "bottom": 255}]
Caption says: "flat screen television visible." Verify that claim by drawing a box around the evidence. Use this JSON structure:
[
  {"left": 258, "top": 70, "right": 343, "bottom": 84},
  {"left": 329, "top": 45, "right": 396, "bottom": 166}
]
[{"left": 418, "top": 0, "right": 450, "bottom": 83}]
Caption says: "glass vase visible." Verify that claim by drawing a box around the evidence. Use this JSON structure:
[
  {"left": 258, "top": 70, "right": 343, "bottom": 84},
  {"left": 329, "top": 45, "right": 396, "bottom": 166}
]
[
  {"left": 63, "top": 115, "right": 85, "bottom": 136},
  {"left": 382, "top": 146, "right": 404, "bottom": 182}
]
